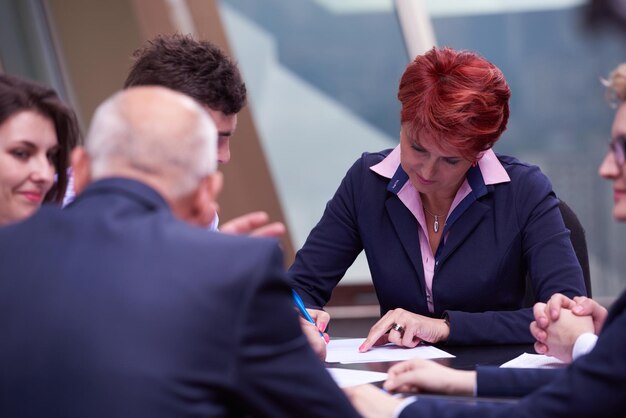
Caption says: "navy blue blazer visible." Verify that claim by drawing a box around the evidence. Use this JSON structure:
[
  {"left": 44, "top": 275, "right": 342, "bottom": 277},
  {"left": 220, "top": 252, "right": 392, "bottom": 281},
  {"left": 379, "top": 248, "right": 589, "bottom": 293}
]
[
  {"left": 476, "top": 367, "right": 561, "bottom": 398},
  {"left": 400, "top": 289, "right": 626, "bottom": 417},
  {"left": 289, "top": 149, "right": 586, "bottom": 344},
  {"left": 0, "top": 178, "right": 359, "bottom": 418}
]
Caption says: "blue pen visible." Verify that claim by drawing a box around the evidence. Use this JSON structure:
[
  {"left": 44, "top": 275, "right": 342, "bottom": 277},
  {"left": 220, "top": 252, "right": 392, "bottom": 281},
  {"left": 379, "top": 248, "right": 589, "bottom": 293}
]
[{"left": 292, "top": 289, "right": 327, "bottom": 342}]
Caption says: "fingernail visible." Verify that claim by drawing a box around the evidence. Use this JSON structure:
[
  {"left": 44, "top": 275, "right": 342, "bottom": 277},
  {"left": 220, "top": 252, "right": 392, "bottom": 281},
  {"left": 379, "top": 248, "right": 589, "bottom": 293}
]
[
  {"left": 318, "top": 322, "right": 327, "bottom": 332},
  {"left": 324, "top": 334, "right": 330, "bottom": 343},
  {"left": 358, "top": 344, "right": 366, "bottom": 352},
  {"left": 573, "top": 305, "right": 583, "bottom": 313},
  {"left": 551, "top": 309, "right": 558, "bottom": 318}
]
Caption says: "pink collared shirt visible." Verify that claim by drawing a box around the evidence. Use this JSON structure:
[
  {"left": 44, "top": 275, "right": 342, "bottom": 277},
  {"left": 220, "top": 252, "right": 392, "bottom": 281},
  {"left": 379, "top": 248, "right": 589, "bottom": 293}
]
[{"left": 370, "top": 145, "right": 510, "bottom": 312}]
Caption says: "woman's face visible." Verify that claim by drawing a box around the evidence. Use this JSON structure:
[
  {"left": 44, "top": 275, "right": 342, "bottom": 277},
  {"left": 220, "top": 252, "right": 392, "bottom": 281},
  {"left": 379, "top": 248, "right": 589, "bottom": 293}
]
[
  {"left": 0, "top": 110, "right": 58, "bottom": 225},
  {"left": 599, "top": 103, "right": 626, "bottom": 222},
  {"left": 399, "top": 126, "right": 473, "bottom": 200}
]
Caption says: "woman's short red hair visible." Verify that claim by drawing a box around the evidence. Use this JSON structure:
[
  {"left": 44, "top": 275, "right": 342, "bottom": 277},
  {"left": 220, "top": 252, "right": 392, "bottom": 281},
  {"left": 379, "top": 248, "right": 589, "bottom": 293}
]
[{"left": 398, "top": 47, "right": 511, "bottom": 161}]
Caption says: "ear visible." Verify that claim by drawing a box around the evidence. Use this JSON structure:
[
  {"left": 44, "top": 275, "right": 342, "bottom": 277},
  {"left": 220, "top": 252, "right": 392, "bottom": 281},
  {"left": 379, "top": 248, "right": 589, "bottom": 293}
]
[
  {"left": 187, "top": 171, "right": 223, "bottom": 227},
  {"left": 71, "top": 147, "right": 92, "bottom": 195}
]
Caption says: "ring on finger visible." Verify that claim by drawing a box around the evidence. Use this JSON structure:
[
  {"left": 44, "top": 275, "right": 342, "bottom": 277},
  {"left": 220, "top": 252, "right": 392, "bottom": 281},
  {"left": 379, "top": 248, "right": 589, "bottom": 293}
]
[{"left": 391, "top": 323, "right": 405, "bottom": 334}]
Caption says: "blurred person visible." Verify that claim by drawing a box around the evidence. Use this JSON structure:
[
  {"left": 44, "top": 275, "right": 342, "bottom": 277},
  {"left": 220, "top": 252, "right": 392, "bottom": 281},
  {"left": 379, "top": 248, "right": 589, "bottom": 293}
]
[
  {"left": 0, "top": 73, "right": 78, "bottom": 225},
  {"left": 531, "top": 293, "right": 607, "bottom": 363},
  {"left": 584, "top": 0, "right": 626, "bottom": 36},
  {"left": 123, "top": 34, "right": 285, "bottom": 237},
  {"left": 123, "top": 34, "right": 326, "bottom": 358},
  {"left": 343, "top": 61, "right": 626, "bottom": 418},
  {"left": 0, "top": 86, "right": 359, "bottom": 418},
  {"left": 289, "top": 46, "right": 586, "bottom": 347}
]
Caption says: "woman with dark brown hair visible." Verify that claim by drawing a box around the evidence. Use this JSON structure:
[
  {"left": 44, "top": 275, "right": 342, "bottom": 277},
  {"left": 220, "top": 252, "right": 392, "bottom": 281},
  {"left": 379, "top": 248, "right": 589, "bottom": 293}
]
[{"left": 0, "top": 73, "right": 79, "bottom": 225}]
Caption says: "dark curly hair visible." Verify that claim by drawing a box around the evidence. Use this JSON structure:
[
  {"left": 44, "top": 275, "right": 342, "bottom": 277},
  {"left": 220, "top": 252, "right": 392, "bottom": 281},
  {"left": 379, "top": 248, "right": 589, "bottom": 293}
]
[
  {"left": 124, "top": 34, "right": 247, "bottom": 114},
  {"left": 0, "top": 74, "right": 80, "bottom": 204}
]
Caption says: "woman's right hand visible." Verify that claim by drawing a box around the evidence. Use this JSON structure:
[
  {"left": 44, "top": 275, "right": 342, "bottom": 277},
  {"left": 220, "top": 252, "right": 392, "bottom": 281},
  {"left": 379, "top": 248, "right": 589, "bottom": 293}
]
[
  {"left": 306, "top": 308, "right": 330, "bottom": 333},
  {"left": 359, "top": 308, "right": 450, "bottom": 352},
  {"left": 299, "top": 318, "right": 329, "bottom": 361}
]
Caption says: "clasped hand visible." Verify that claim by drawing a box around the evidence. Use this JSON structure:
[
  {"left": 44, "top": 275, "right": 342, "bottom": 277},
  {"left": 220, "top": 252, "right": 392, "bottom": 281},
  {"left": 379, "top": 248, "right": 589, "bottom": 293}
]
[{"left": 530, "top": 293, "right": 604, "bottom": 363}]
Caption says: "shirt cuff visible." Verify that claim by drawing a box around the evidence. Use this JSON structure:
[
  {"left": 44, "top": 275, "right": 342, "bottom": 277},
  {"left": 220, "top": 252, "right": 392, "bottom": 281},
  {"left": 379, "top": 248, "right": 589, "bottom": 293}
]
[
  {"left": 393, "top": 396, "right": 418, "bottom": 418},
  {"left": 572, "top": 332, "right": 598, "bottom": 361},
  {"left": 208, "top": 212, "right": 219, "bottom": 231}
]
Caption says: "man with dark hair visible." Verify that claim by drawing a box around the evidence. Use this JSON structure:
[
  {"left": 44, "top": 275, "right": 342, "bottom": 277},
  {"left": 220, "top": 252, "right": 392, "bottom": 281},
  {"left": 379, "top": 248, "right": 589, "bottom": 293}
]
[
  {"left": 124, "top": 35, "right": 246, "bottom": 165},
  {"left": 124, "top": 34, "right": 285, "bottom": 237},
  {"left": 123, "top": 35, "right": 328, "bottom": 358}
]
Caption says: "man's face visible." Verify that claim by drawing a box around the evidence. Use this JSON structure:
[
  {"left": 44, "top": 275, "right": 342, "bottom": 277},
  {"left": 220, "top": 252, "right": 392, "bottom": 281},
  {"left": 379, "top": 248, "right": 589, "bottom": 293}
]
[{"left": 205, "top": 107, "right": 237, "bottom": 164}]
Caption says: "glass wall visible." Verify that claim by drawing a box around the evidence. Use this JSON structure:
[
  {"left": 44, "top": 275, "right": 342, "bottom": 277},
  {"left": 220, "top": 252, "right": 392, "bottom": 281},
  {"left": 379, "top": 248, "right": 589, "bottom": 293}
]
[
  {"left": 426, "top": 0, "right": 626, "bottom": 298},
  {"left": 220, "top": 0, "right": 408, "bottom": 282},
  {"left": 2, "top": 0, "right": 623, "bottom": 298},
  {"left": 220, "top": 0, "right": 626, "bottom": 297},
  {"left": 0, "top": 0, "right": 70, "bottom": 102}
]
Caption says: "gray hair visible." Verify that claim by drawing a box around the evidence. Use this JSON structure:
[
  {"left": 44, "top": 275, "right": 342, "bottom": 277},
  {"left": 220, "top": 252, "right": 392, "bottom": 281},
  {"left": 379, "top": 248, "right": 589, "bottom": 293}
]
[
  {"left": 84, "top": 87, "right": 217, "bottom": 199},
  {"left": 604, "top": 63, "right": 626, "bottom": 107}
]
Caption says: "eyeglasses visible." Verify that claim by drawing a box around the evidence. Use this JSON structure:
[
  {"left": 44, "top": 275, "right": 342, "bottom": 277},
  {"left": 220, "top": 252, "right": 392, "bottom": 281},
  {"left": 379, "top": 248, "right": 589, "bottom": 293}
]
[{"left": 610, "top": 137, "right": 626, "bottom": 166}]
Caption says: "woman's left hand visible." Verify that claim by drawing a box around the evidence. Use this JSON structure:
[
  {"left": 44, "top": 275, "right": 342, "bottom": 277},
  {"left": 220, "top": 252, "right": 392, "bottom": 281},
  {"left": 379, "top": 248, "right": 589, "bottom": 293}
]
[{"left": 359, "top": 308, "right": 450, "bottom": 352}]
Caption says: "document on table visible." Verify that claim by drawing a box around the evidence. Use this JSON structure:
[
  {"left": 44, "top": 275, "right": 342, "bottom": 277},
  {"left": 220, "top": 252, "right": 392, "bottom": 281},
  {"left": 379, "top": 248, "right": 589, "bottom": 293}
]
[
  {"left": 326, "top": 338, "right": 455, "bottom": 364},
  {"left": 326, "top": 368, "right": 388, "bottom": 388},
  {"left": 500, "top": 352, "right": 565, "bottom": 369}
]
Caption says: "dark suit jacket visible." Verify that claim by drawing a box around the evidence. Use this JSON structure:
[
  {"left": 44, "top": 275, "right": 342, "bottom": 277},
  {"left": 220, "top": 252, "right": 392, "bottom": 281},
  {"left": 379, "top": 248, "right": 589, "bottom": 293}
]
[
  {"left": 0, "top": 178, "right": 359, "bottom": 418},
  {"left": 401, "top": 290, "right": 626, "bottom": 417},
  {"left": 476, "top": 367, "right": 562, "bottom": 398},
  {"left": 289, "top": 149, "right": 586, "bottom": 344}
]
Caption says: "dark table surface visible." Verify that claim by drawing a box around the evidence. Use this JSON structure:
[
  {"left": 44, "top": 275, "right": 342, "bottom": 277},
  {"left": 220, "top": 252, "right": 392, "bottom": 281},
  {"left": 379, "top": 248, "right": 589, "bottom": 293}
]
[
  {"left": 326, "top": 342, "right": 535, "bottom": 403},
  {"left": 433, "top": 343, "right": 536, "bottom": 370},
  {"left": 326, "top": 342, "right": 535, "bottom": 373}
]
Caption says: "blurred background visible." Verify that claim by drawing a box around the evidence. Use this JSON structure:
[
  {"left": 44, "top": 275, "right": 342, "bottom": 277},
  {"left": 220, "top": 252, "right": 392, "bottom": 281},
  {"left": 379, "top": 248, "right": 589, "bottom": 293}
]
[{"left": 2, "top": 0, "right": 625, "bottom": 323}]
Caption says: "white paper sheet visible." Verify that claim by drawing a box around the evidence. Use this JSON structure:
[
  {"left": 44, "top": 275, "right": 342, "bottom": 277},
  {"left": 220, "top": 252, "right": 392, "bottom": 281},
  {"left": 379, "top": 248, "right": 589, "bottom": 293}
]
[
  {"left": 499, "top": 352, "right": 565, "bottom": 369},
  {"left": 325, "top": 338, "right": 455, "bottom": 364},
  {"left": 326, "top": 368, "right": 388, "bottom": 387}
]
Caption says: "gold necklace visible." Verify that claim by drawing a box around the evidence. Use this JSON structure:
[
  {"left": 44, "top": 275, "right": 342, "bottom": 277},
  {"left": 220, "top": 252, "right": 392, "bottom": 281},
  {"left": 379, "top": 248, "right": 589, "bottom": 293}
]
[{"left": 423, "top": 207, "right": 444, "bottom": 233}]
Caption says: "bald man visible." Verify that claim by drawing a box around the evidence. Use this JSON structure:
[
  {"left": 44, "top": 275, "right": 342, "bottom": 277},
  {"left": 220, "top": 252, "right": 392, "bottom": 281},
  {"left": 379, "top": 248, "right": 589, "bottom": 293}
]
[{"left": 0, "top": 87, "right": 359, "bottom": 418}]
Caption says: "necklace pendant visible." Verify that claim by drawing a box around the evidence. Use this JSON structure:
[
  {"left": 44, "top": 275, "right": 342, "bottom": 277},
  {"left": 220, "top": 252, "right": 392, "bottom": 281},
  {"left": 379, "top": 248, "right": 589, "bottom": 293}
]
[{"left": 433, "top": 216, "right": 439, "bottom": 233}]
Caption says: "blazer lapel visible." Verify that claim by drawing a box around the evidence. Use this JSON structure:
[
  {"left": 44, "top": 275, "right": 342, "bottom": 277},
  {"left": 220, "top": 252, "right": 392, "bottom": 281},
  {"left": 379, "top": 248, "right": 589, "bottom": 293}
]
[
  {"left": 383, "top": 166, "right": 427, "bottom": 291},
  {"left": 385, "top": 195, "right": 427, "bottom": 295},
  {"left": 436, "top": 166, "right": 491, "bottom": 265},
  {"left": 437, "top": 200, "right": 490, "bottom": 265},
  {"left": 602, "top": 291, "right": 626, "bottom": 329}
]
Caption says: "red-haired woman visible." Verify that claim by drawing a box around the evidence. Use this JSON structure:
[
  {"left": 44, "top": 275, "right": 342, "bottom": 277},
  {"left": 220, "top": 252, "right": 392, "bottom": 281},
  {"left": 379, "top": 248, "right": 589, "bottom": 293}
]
[{"left": 288, "top": 47, "right": 587, "bottom": 347}]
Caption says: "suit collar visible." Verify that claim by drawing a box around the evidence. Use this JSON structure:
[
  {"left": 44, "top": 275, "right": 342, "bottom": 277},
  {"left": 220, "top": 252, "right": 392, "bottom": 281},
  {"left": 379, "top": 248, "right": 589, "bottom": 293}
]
[
  {"left": 385, "top": 197, "right": 426, "bottom": 291},
  {"left": 372, "top": 145, "right": 510, "bottom": 190},
  {"left": 604, "top": 290, "right": 626, "bottom": 329},
  {"left": 385, "top": 163, "right": 489, "bottom": 230},
  {"left": 382, "top": 156, "right": 496, "bottom": 269},
  {"left": 76, "top": 177, "right": 170, "bottom": 212}
]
